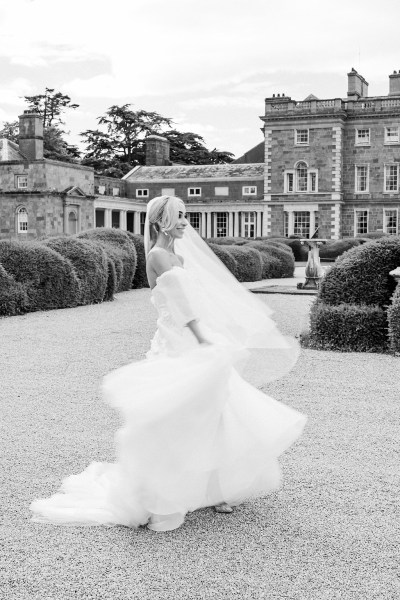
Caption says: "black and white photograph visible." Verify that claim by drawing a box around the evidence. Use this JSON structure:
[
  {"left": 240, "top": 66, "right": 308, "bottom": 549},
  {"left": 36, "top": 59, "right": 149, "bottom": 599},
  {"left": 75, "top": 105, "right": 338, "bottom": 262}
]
[{"left": 0, "top": 0, "right": 399, "bottom": 598}]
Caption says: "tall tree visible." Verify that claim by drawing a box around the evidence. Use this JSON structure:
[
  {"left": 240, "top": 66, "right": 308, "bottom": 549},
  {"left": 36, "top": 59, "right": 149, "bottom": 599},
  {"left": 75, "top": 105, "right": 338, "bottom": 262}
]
[
  {"left": 81, "top": 104, "right": 234, "bottom": 176},
  {"left": 24, "top": 88, "right": 79, "bottom": 128},
  {"left": 81, "top": 105, "right": 173, "bottom": 176}
]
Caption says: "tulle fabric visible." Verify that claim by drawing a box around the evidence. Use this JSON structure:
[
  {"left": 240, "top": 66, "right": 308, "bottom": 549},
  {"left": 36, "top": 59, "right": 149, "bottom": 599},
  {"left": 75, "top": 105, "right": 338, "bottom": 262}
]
[{"left": 30, "top": 268, "right": 306, "bottom": 531}]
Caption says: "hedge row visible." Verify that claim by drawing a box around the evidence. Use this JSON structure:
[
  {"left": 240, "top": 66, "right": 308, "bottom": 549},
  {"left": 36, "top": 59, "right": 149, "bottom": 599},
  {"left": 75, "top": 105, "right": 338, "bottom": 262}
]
[
  {"left": 0, "top": 229, "right": 144, "bottom": 317},
  {"left": 207, "top": 237, "right": 295, "bottom": 280},
  {"left": 304, "top": 236, "right": 400, "bottom": 353}
]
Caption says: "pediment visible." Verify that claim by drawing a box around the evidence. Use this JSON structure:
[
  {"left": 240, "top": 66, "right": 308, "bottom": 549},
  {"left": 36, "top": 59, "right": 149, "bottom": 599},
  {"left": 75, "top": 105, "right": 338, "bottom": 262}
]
[{"left": 63, "top": 186, "right": 87, "bottom": 197}]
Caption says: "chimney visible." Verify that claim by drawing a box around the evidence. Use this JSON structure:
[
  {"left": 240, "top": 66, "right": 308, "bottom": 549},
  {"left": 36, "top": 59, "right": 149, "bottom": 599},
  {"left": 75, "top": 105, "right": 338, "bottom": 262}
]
[
  {"left": 347, "top": 68, "right": 369, "bottom": 99},
  {"left": 18, "top": 111, "right": 43, "bottom": 160},
  {"left": 145, "top": 135, "right": 170, "bottom": 166},
  {"left": 389, "top": 70, "right": 400, "bottom": 96}
]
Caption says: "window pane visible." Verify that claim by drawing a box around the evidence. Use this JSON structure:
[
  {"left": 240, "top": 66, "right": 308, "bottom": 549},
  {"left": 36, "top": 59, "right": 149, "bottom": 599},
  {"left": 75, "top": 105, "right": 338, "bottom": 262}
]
[
  {"left": 385, "top": 165, "right": 398, "bottom": 191},
  {"left": 215, "top": 213, "right": 228, "bottom": 237},
  {"left": 296, "top": 163, "right": 308, "bottom": 192},
  {"left": 287, "top": 173, "right": 294, "bottom": 192},
  {"left": 293, "top": 211, "right": 310, "bottom": 238},
  {"left": 243, "top": 211, "right": 256, "bottom": 238},
  {"left": 140, "top": 212, "right": 146, "bottom": 235},
  {"left": 356, "top": 166, "right": 368, "bottom": 192},
  {"left": 356, "top": 129, "right": 370, "bottom": 144},
  {"left": 384, "top": 210, "right": 398, "bottom": 234},
  {"left": 356, "top": 210, "right": 368, "bottom": 234},
  {"left": 187, "top": 212, "right": 200, "bottom": 232}
]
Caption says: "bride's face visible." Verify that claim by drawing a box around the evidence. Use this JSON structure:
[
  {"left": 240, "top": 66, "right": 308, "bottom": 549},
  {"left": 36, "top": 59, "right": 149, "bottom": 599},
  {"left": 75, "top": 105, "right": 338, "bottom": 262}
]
[{"left": 169, "top": 210, "right": 188, "bottom": 239}]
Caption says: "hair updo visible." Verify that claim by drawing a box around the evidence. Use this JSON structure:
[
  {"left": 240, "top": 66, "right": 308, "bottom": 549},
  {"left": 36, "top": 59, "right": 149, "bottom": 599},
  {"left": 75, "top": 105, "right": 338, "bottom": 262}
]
[{"left": 146, "top": 195, "right": 186, "bottom": 252}]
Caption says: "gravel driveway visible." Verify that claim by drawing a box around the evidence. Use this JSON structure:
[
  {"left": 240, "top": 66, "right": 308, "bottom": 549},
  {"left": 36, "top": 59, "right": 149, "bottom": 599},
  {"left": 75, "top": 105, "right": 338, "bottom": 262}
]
[{"left": 0, "top": 290, "right": 399, "bottom": 600}]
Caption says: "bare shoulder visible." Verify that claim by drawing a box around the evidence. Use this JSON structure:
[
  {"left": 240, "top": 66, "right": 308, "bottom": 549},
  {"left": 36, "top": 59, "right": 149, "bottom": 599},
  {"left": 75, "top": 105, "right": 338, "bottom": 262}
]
[{"left": 147, "top": 248, "right": 173, "bottom": 277}]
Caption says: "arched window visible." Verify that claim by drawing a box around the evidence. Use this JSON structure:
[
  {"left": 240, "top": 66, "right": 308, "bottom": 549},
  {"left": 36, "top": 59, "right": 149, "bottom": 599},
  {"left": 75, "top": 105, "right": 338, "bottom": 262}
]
[
  {"left": 284, "top": 161, "right": 318, "bottom": 194},
  {"left": 17, "top": 207, "right": 28, "bottom": 233}
]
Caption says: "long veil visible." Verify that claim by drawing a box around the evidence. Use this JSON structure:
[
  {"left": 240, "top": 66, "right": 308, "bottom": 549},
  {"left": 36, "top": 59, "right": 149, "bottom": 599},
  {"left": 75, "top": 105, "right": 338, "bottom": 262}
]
[
  {"left": 174, "top": 225, "right": 300, "bottom": 386},
  {"left": 144, "top": 197, "right": 299, "bottom": 386}
]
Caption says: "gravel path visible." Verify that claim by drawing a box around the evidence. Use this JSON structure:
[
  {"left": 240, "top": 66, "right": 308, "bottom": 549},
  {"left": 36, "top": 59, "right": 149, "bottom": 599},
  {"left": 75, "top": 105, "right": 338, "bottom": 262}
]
[{"left": 0, "top": 290, "right": 399, "bottom": 600}]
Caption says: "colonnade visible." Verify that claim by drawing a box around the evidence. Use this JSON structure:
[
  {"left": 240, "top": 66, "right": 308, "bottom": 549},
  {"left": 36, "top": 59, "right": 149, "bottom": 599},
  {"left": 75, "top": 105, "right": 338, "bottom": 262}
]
[{"left": 96, "top": 207, "right": 265, "bottom": 238}]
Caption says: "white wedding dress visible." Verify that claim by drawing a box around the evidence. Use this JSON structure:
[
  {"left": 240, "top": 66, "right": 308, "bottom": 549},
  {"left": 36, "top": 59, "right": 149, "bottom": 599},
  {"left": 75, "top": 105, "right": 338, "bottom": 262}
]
[{"left": 30, "top": 266, "right": 306, "bottom": 532}]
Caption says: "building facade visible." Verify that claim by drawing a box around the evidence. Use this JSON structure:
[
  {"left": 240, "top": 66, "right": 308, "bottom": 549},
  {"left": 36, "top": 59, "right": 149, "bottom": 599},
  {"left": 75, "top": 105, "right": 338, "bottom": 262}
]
[
  {"left": 262, "top": 68, "right": 400, "bottom": 239},
  {"left": 1, "top": 68, "right": 400, "bottom": 241}
]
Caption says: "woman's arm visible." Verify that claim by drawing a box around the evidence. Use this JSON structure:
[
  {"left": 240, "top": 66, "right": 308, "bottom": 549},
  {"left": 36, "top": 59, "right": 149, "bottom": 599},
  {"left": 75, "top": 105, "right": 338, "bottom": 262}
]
[{"left": 186, "top": 319, "right": 211, "bottom": 345}]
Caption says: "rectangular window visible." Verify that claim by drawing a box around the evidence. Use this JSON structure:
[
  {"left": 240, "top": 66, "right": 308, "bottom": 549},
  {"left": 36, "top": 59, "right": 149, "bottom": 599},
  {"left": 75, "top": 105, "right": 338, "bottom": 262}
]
[
  {"left": 242, "top": 212, "right": 256, "bottom": 238},
  {"left": 355, "top": 210, "right": 368, "bottom": 235},
  {"left": 295, "top": 129, "right": 309, "bottom": 145},
  {"left": 384, "top": 164, "right": 399, "bottom": 192},
  {"left": 97, "top": 185, "right": 105, "bottom": 195},
  {"left": 284, "top": 212, "right": 289, "bottom": 237},
  {"left": 355, "top": 128, "right": 370, "bottom": 145},
  {"left": 215, "top": 212, "right": 228, "bottom": 237},
  {"left": 242, "top": 186, "right": 257, "bottom": 195},
  {"left": 215, "top": 187, "right": 229, "bottom": 196},
  {"left": 293, "top": 211, "right": 310, "bottom": 238},
  {"left": 136, "top": 189, "right": 149, "bottom": 198},
  {"left": 383, "top": 209, "right": 398, "bottom": 234},
  {"left": 161, "top": 188, "right": 175, "bottom": 196},
  {"left": 385, "top": 126, "right": 399, "bottom": 144},
  {"left": 16, "top": 175, "right": 28, "bottom": 189},
  {"left": 355, "top": 165, "right": 369, "bottom": 192},
  {"left": 112, "top": 187, "right": 120, "bottom": 196},
  {"left": 310, "top": 172, "right": 317, "bottom": 192},
  {"left": 17, "top": 208, "right": 28, "bottom": 232},
  {"left": 188, "top": 187, "right": 201, "bottom": 197},
  {"left": 187, "top": 212, "right": 200, "bottom": 232}
]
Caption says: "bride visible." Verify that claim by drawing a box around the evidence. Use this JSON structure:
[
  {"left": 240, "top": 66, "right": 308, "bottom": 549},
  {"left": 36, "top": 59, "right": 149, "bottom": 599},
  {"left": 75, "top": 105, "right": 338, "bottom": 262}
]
[{"left": 30, "top": 195, "right": 306, "bottom": 532}]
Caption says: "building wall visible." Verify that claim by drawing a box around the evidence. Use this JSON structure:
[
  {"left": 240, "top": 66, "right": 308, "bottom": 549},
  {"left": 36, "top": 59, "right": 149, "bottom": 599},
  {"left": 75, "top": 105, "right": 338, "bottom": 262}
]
[
  {"left": 125, "top": 178, "right": 264, "bottom": 204},
  {"left": 0, "top": 160, "right": 94, "bottom": 194},
  {"left": 94, "top": 175, "right": 126, "bottom": 197},
  {"left": 0, "top": 192, "right": 95, "bottom": 240}
]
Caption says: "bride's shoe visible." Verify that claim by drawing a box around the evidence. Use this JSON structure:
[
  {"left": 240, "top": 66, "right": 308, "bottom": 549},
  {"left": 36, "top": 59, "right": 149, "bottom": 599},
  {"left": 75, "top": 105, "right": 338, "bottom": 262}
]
[{"left": 214, "top": 502, "right": 233, "bottom": 514}]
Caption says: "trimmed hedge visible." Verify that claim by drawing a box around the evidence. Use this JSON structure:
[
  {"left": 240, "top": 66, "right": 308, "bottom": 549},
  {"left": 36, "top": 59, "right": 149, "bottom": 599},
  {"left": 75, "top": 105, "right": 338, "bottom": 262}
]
[
  {"left": 303, "top": 300, "right": 389, "bottom": 352},
  {"left": 0, "top": 240, "right": 81, "bottom": 312},
  {"left": 78, "top": 229, "right": 137, "bottom": 291},
  {"left": 0, "top": 263, "right": 29, "bottom": 316},
  {"left": 126, "top": 233, "right": 149, "bottom": 289},
  {"left": 207, "top": 236, "right": 247, "bottom": 246},
  {"left": 208, "top": 243, "right": 238, "bottom": 277},
  {"left": 256, "top": 237, "right": 309, "bottom": 261},
  {"left": 247, "top": 241, "right": 295, "bottom": 278},
  {"left": 319, "top": 237, "right": 400, "bottom": 307},
  {"left": 388, "top": 285, "right": 400, "bottom": 353},
  {"left": 223, "top": 245, "right": 263, "bottom": 282},
  {"left": 43, "top": 237, "right": 108, "bottom": 305},
  {"left": 319, "top": 238, "right": 363, "bottom": 261}
]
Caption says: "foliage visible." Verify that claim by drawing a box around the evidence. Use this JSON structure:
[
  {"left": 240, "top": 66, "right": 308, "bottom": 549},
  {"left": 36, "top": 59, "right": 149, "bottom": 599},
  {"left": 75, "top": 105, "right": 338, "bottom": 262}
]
[
  {"left": 0, "top": 120, "right": 19, "bottom": 143},
  {"left": 256, "top": 237, "right": 308, "bottom": 261},
  {"left": 103, "top": 254, "right": 118, "bottom": 302},
  {"left": 247, "top": 241, "right": 295, "bottom": 278},
  {"left": 77, "top": 228, "right": 137, "bottom": 292},
  {"left": 388, "top": 285, "right": 400, "bottom": 353},
  {"left": 223, "top": 245, "right": 263, "bottom": 282},
  {"left": 43, "top": 237, "right": 107, "bottom": 305},
  {"left": 356, "top": 232, "right": 388, "bottom": 239},
  {"left": 163, "top": 129, "right": 234, "bottom": 165},
  {"left": 319, "top": 238, "right": 364, "bottom": 261},
  {"left": 24, "top": 88, "right": 79, "bottom": 128},
  {"left": 303, "top": 300, "right": 388, "bottom": 353},
  {"left": 126, "top": 233, "right": 149, "bottom": 289},
  {"left": 208, "top": 243, "right": 238, "bottom": 277},
  {"left": 43, "top": 126, "right": 80, "bottom": 163},
  {"left": 81, "top": 104, "right": 234, "bottom": 176},
  {"left": 0, "top": 263, "right": 29, "bottom": 316},
  {"left": 0, "top": 240, "right": 81, "bottom": 312},
  {"left": 319, "top": 237, "right": 400, "bottom": 307},
  {"left": 206, "top": 237, "right": 247, "bottom": 246}
]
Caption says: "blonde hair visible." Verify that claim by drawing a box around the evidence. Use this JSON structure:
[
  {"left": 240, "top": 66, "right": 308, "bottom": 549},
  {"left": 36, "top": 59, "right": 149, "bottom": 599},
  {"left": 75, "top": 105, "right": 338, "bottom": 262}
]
[{"left": 147, "top": 195, "right": 186, "bottom": 252}]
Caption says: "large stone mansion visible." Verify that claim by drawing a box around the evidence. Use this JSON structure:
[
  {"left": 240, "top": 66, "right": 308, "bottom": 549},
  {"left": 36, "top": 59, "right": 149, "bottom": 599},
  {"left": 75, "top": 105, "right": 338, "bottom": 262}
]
[{"left": 1, "top": 67, "right": 400, "bottom": 240}]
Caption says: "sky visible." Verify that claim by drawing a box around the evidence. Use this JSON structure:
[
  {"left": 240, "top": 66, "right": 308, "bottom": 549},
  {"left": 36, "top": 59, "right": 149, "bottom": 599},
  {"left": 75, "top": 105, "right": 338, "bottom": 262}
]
[{"left": 0, "top": 0, "right": 399, "bottom": 158}]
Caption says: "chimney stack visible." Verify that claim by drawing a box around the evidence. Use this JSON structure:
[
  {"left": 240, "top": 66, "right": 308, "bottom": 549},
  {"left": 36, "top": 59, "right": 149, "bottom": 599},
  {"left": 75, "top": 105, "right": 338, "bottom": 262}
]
[
  {"left": 145, "top": 135, "right": 170, "bottom": 166},
  {"left": 18, "top": 111, "right": 43, "bottom": 160},
  {"left": 347, "top": 68, "right": 369, "bottom": 99},
  {"left": 389, "top": 70, "right": 400, "bottom": 96}
]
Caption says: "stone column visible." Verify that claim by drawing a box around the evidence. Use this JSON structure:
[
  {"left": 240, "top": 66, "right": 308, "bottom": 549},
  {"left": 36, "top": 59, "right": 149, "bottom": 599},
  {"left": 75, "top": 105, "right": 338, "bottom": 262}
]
[
  {"left": 105, "top": 208, "right": 112, "bottom": 228},
  {"left": 256, "top": 211, "right": 262, "bottom": 237},
  {"left": 63, "top": 202, "right": 68, "bottom": 233},
  {"left": 288, "top": 210, "right": 294, "bottom": 236},
  {"left": 228, "top": 212, "right": 234, "bottom": 236},
  {"left": 133, "top": 211, "right": 141, "bottom": 234},
  {"left": 310, "top": 210, "right": 316, "bottom": 236},
  {"left": 234, "top": 212, "right": 239, "bottom": 237},
  {"left": 120, "top": 210, "right": 127, "bottom": 231},
  {"left": 206, "top": 212, "right": 212, "bottom": 238},
  {"left": 200, "top": 212, "right": 206, "bottom": 237}
]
